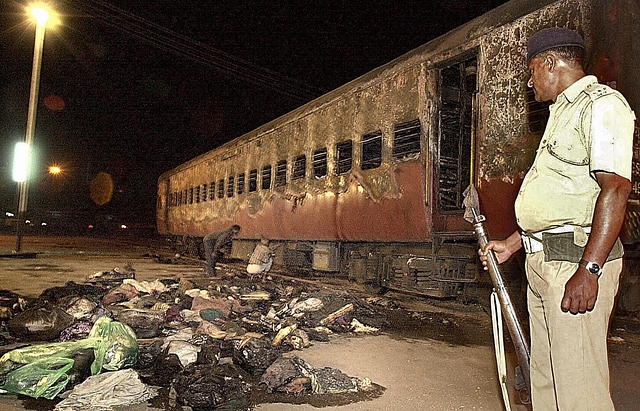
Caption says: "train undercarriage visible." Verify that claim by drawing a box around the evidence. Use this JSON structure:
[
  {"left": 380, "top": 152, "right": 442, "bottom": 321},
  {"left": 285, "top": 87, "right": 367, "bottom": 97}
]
[{"left": 169, "top": 233, "right": 525, "bottom": 303}]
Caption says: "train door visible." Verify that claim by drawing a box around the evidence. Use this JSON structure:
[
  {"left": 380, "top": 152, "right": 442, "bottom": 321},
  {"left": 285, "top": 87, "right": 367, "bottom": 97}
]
[{"left": 434, "top": 53, "right": 477, "bottom": 229}]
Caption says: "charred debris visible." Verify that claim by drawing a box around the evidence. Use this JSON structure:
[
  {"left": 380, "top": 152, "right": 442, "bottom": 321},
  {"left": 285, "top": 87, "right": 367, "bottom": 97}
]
[{"left": 0, "top": 260, "right": 463, "bottom": 410}]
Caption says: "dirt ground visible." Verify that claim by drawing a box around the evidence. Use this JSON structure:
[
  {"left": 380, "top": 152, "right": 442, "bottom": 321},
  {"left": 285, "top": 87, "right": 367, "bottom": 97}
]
[{"left": 0, "top": 234, "right": 638, "bottom": 411}]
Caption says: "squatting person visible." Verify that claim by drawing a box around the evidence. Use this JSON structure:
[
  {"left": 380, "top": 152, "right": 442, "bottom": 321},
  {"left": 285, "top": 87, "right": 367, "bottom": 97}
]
[
  {"left": 479, "top": 28, "right": 635, "bottom": 410},
  {"left": 246, "top": 238, "right": 279, "bottom": 279}
]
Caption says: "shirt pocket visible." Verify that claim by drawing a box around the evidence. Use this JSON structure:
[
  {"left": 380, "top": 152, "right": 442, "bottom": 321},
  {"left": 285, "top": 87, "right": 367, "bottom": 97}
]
[{"left": 546, "top": 131, "right": 589, "bottom": 166}]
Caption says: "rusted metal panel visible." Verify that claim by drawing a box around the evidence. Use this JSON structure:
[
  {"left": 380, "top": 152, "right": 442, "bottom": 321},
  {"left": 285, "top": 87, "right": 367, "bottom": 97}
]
[{"left": 336, "top": 162, "right": 429, "bottom": 242}]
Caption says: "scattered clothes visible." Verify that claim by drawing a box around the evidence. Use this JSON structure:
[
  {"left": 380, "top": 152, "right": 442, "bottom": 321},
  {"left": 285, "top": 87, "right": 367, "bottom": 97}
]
[
  {"left": 351, "top": 318, "right": 379, "bottom": 333},
  {"left": 260, "top": 356, "right": 313, "bottom": 394},
  {"left": 173, "top": 363, "right": 252, "bottom": 410},
  {"left": 0, "top": 261, "right": 387, "bottom": 408},
  {"left": 59, "top": 322, "right": 93, "bottom": 342},
  {"left": 62, "top": 297, "right": 97, "bottom": 321},
  {"left": 112, "top": 308, "right": 165, "bottom": 338},
  {"left": 260, "top": 355, "right": 371, "bottom": 395},
  {"left": 233, "top": 337, "right": 281, "bottom": 374},
  {"left": 102, "top": 283, "right": 138, "bottom": 305},
  {"left": 8, "top": 303, "right": 75, "bottom": 341},
  {"left": 166, "top": 340, "right": 200, "bottom": 367},
  {"left": 86, "top": 264, "right": 136, "bottom": 285},
  {"left": 54, "top": 368, "right": 157, "bottom": 411}
]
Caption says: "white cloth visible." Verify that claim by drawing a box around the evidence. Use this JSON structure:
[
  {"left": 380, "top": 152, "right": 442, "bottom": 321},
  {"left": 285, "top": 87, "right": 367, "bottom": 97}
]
[{"left": 55, "top": 368, "right": 157, "bottom": 411}]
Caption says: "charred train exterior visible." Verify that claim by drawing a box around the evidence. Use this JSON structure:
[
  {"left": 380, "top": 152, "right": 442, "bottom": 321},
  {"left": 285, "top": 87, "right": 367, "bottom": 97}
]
[{"left": 157, "top": 0, "right": 640, "bottom": 298}]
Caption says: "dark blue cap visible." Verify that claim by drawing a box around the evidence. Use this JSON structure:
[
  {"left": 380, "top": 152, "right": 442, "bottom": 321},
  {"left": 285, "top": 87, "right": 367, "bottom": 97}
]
[{"left": 527, "top": 27, "right": 585, "bottom": 62}]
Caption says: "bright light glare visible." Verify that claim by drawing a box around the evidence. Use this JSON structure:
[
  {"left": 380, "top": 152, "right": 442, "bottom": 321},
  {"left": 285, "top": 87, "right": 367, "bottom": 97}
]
[
  {"left": 49, "top": 165, "right": 62, "bottom": 175},
  {"left": 30, "top": 5, "right": 51, "bottom": 27},
  {"left": 120, "top": 224, "right": 128, "bottom": 229},
  {"left": 13, "top": 142, "right": 30, "bottom": 182}
]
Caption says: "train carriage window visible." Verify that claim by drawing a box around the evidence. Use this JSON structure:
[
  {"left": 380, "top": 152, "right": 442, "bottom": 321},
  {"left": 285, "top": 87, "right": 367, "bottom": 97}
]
[
  {"left": 195, "top": 186, "right": 201, "bottom": 203},
  {"left": 275, "top": 160, "right": 287, "bottom": 187},
  {"left": 227, "top": 176, "right": 235, "bottom": 197},
  {"left": 292, "top": 155, "right": 306, "bottom": 180},
  {"left": 237, "top": 173, "right": 245, "bottom": 195},
  {"left": 526, "top": 88, "right": 550, "bottom": 133},
  {"left": 361, "top": 132, "right": 382, "bottom": 170},
  {"left": 393, "top": 120, "right": 421, "bottom": 160},
  {"left": 437, "top": 56, "right": 476, "bottom": 212},
  {"left": 218, "top": 179, "right": 224, "bottom": 198},
  {"left": 249, "top": 169, "right": 258, "bottom": 192},
  {"left": 313, "top": 148, "right": 327, "bottom": 178},
  {"left": 201, "top": 184, "right": 207, "bottom": 202},
  {"left": 261, "top": 165, "right": 272, "bottom": 190},
  {"left": 209, "top": 182, "right": 215, "bottom": 200},
  {"left": 336, "top": 140, "right": 353, "bottom": 174}
]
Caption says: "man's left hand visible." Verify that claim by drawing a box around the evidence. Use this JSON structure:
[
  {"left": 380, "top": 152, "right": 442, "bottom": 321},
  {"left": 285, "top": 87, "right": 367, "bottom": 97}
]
[{"left": 561, "top": 268, "right": 599, "bottom": 314}]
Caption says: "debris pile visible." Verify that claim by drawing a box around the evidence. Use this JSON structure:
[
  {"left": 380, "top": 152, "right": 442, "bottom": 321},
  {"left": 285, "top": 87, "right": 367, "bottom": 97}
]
[{"left": 0, "top": 264, "right": 390, "bottom": 409}]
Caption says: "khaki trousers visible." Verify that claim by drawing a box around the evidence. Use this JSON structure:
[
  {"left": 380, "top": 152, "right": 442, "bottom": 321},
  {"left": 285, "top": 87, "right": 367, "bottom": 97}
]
[{"left": 525, "top": 251, "right": 621, "bottom": 411}]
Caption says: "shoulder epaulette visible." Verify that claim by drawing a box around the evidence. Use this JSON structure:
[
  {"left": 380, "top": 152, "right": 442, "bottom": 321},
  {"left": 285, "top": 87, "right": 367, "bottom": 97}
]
[{"left": 583, "top": 83, "right": 615, "bottom": 101}]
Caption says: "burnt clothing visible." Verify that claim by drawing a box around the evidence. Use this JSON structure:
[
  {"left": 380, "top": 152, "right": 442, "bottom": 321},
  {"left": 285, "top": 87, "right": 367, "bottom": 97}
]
[
  {"left": 515, "top": 75, "right": 635, "bottom": 233},
  {"left": 515, "top": 75, "right": 635, "bottom": 411},
  {"left": 203, "top": 227, "right": 237, "bottom": 276}
]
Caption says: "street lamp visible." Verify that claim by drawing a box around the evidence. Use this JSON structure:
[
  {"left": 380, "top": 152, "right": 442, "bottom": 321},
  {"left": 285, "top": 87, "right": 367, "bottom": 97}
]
[
  {"left": 48, "top": 165, "right": 62, "bottom": 175},
  {"left": 14, "top": 4, "right": 56, "bottom": 252}
]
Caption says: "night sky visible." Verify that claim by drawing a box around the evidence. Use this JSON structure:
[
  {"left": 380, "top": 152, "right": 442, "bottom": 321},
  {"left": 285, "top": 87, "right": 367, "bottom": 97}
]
[{"left": 0, "top": 0, "right": 509, "bottom": 231}]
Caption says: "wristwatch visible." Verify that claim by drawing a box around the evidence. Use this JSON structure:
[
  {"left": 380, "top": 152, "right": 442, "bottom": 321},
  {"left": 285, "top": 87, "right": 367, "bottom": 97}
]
[{"left": 579, "top": 259, "right": 603, "bottom": 277}]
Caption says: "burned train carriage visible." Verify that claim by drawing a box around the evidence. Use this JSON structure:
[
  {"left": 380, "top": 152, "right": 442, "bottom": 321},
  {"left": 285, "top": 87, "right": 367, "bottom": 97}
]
[{"left": 157, "top": 0, "right": 640, "bottom": 299}]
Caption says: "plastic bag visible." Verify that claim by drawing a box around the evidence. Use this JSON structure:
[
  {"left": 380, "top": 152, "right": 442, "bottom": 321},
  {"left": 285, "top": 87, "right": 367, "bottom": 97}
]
[
  {"left": 0, "top": 357, "right": 74, "bottom": 399},
  {"left": 0, "top": 316, "right": 138, "bottom": 399},
  {"left": 0, "top": 339, "right": 95, "bottom": 399},
  {"left": 89, "top": 316, "right": 138, "bottom": 374},
  {"left": 8, "top": 304, "right": 74, "bottom": 341}
]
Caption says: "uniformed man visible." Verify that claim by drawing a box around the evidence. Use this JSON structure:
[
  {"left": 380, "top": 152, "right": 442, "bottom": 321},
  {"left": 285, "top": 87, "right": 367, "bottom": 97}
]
[{"left": 480, "top": 27, "right": 635, "bottom": 410}]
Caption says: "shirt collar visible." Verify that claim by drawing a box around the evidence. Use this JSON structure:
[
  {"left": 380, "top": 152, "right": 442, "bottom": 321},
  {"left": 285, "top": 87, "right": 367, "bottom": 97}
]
[{"left": 557, "top": 75, "right": 598, "bottom": 103}]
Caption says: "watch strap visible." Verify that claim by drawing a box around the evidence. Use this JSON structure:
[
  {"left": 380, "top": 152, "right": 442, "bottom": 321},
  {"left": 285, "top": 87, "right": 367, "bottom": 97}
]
[{"left": 579, "top": 259, "right": 602, "bottom": 276}]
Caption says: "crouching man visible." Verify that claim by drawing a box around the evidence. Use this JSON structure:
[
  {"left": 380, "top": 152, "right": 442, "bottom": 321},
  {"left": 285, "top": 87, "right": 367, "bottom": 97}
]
[{"left": 247, "top": 239, "right": 278, "bottom": 278}]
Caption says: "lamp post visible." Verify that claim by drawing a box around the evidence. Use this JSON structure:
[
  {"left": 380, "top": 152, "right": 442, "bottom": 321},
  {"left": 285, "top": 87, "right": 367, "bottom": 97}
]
[{"left": 15, "top": 5, "right": 53, "bottom": 252}]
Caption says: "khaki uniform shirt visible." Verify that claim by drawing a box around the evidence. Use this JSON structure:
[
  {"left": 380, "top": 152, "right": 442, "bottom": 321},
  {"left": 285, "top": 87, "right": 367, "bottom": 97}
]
[{"left": 515, "top": 75, "right": 635, "bottom": 233}]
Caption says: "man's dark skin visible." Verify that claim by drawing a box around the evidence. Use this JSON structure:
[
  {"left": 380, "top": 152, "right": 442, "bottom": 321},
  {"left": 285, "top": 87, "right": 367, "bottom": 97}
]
[{"left": 479, "top": 49, "right": 631, "bottom": 314}]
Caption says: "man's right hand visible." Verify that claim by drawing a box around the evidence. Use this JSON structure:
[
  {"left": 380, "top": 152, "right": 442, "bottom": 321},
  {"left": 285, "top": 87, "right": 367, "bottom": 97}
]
[{"left": 477, "top": 231, "right": 523, "bottom": 270}]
